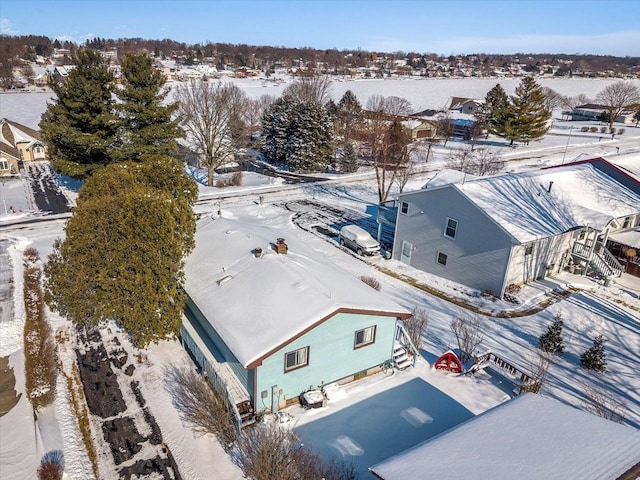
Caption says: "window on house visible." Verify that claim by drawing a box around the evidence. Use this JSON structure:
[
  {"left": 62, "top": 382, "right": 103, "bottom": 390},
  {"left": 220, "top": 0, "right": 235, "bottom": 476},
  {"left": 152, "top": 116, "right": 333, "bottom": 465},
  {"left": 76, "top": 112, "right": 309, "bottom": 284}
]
[
  {"left": 400, "top": 201, "right": 409, "bottom": 215},
  {"left": 623, "top": 216, "right": 631, "bottom": 229},
  {"left": 525, "top": 244, "right": 533, "bottom": 256},
  {"left": 0, "top": 159, "right": 8, "bottom": 171},
  {"left": 354, "top": 326, "right": 376, "bottom": 349},
  {"left": 437, "top": 251, "right": 448, "bottom": 266},
  {"left": 444, "top": 218, "right": 458, "bottom": 239},
  {"left": 284, "top": 346, "right": 309, "bottom": 372}
]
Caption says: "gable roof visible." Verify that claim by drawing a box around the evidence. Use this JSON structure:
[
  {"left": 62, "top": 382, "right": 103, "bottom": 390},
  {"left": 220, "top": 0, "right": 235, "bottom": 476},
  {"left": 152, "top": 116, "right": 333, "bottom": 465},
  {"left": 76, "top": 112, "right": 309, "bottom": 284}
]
[
  {"left": 0, "top": 118, "right": 44, "bottom": 159},
  {"left": 404, "top": 163, "right": 640, "bottom": 244},
  {"left": 544, "top": 156, "right": 640, "bottom": 195},
  {"left": 370, "top": 394, "right": 640, "bottom": 480},
  {"left": 184, "top": 217, "right": 410, "bottom": 368}
]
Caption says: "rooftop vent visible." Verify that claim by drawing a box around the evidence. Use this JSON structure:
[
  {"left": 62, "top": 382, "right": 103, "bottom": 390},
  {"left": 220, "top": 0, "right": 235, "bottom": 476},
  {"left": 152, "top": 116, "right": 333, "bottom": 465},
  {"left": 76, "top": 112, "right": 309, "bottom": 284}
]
[
  {"left": 275, "top": 238, "right": 288, "bottom": 255},
  {"left": 253, "top": 247, "right": 263, "bottom": 258}
]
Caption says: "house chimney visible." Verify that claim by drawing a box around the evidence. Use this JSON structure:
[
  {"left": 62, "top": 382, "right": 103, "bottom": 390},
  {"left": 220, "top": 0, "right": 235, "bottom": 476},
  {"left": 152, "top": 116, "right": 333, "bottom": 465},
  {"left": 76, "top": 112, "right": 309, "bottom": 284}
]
[
  {"left": 275, "top": 238, "right": 288, "bottom": 254},
  {"left": 547, "top": 181, "right": 554, "bottom": 193}
]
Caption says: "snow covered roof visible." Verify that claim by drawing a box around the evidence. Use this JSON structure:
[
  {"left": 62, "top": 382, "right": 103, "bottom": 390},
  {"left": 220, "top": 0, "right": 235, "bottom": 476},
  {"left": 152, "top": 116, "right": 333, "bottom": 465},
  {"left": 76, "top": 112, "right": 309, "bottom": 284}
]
[
  {"left": 184, "top": 217, "right": 410, "bottom": 368},
  {"left": 455, "top": 163, "right": 640, "bottom": 243},
  {"left": 370, "top": 394, "right": 640, "bottom": 480},
  {"left": 609, "top": 227, "right": 640, "bottom": 249}
]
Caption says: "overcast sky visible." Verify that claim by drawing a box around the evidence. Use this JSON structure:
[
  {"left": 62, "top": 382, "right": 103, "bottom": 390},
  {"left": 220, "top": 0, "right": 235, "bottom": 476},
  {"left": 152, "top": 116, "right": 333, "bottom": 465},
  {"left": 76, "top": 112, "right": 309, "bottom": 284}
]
[{"left": 2, "top": 0, "right": 640, "bottom": 56}]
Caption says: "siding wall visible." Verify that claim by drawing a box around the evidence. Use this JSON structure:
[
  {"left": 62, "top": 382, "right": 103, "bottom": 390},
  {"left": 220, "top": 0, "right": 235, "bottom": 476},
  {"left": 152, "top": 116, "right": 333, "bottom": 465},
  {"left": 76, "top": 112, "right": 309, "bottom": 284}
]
[
  {"left": 184, "top": 297, "right": 250, "bottom": 395},
  {"left": 256, "top": 312, "right": 397, "bottom": 411},
  {"left": 393, "top": 187, "right": 513, "bottom": 295},
  {"left": 505, "top": 231, "right": 576, "bottom": 287}
]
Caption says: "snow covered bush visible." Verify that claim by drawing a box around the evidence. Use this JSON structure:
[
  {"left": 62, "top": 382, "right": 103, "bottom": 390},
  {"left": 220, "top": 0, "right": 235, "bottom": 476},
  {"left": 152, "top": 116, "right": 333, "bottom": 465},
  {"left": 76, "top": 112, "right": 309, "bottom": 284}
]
[
  {"left": 23, "top": 248, "right": 57, "bottom": 410},
  {"left": 539, "top": 314, "right": 565, "bottom": 354},
  {"left": 580, "top": 335, "right": 607, "bottom": 372},
  {"left": 360, "top": 276, "right": 381, "bottom": 291}
]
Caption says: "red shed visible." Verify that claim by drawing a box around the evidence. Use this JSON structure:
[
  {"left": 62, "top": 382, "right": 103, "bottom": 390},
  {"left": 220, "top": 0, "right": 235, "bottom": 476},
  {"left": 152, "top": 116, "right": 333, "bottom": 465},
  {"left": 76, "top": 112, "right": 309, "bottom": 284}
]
[{"left": 434, "top": 350, "right": 463, "bottom": 373}]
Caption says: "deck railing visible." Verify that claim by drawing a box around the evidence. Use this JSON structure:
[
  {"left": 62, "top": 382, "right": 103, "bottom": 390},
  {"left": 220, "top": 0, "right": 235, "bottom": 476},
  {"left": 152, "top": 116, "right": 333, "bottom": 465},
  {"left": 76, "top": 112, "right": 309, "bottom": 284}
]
[{"left": 472, "top": 350, "right": 533, "bottom": 388}]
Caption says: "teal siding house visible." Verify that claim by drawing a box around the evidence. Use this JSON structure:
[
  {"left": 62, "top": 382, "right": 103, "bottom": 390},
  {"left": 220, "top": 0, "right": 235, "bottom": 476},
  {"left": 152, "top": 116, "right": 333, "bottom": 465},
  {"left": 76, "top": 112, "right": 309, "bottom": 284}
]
[{"left": 182, "top": 216, "right": 412, "bottom": 425}]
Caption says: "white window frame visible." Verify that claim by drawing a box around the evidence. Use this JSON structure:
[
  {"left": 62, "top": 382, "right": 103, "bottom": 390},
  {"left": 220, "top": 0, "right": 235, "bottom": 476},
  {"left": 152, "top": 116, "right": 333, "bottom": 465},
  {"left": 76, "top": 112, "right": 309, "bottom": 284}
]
[
  {"left": 0, "top": 158, "right": 8, "bottom": 171},
  {"left": 284, "top": 346, "right": 309, "bottom": 372},
  {"left": 525, "top": 244, "right": 533, "bottom": 256},
  {"left": 400, "top": 201, "right": 409, "bottom": 215},
  {"left": 623, "top": 216, "right": 631, "bottom": 229},
  {"left": 444, "top": 217, "right": 458, "bottom": 239},
  {"left": 354, "top": 326, "right": 376, "bottom": 349},
  {"left": 437, "top": 251, "right": 448, "bottom": 266}
]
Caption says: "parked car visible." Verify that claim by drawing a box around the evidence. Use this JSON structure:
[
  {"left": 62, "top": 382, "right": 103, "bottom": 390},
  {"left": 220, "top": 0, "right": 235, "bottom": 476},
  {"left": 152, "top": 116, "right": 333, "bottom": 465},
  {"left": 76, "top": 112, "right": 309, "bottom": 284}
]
[{"left": 339, "top": 225, "right": 380, "bottom": 256}]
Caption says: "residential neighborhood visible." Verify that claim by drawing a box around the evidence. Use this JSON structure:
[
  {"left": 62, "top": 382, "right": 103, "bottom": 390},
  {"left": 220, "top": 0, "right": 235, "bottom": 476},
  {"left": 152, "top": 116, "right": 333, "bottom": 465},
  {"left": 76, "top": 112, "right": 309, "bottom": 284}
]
[{"left": 2, "top": 2, "right": 640, "bottom": 479}]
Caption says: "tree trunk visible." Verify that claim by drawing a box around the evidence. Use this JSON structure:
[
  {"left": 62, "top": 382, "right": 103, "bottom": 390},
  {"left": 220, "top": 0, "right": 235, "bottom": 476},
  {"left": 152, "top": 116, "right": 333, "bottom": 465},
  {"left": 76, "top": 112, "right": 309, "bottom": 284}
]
[{"left": 208, "top": 167, "right": 214, "bottom": 187}]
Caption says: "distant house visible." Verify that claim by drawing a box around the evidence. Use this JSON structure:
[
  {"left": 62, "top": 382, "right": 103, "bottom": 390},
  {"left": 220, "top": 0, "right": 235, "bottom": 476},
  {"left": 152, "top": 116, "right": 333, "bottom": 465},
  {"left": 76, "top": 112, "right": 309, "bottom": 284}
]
[
  {"left": 0, "top": 118, "right": 48, "bottom": 175},
  {"left": 181, "top": 217, "right": 415, "bottom": 427},
  {"left": 570, "top": 103, "right": 638, "bottom": 123},
  {"left": 402, "top": 119, "right": 438, "bottom": 140},
  {"left": 391, "top": 164, "right": 639, "bottom": 297},
  {"left": 370, "top": 394, "right": 640, "bottom": 480}
]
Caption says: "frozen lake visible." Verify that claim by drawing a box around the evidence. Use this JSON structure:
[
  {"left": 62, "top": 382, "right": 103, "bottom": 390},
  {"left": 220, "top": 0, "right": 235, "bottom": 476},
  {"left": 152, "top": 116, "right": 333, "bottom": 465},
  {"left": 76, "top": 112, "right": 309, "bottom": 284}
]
[{"left": 2, "top": 77, "right": 638, "bottom": 130}]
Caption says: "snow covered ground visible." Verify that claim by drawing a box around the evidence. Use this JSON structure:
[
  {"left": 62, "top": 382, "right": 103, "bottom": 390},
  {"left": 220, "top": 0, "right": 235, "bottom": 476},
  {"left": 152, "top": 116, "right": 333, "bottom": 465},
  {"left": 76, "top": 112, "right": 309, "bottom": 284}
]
[
  {"left": 2, "top": 76, "right": 639, "bottom": 130},
  {"left": 2, "top": 76, "right": 640, "bottom": 478}
]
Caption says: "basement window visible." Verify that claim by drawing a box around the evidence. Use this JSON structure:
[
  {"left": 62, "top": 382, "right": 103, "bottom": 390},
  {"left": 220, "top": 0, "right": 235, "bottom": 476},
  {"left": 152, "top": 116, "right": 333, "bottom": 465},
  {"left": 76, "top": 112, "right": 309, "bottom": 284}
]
[{"left": 437, "top": 251, "right": 448, "bottom": 266}]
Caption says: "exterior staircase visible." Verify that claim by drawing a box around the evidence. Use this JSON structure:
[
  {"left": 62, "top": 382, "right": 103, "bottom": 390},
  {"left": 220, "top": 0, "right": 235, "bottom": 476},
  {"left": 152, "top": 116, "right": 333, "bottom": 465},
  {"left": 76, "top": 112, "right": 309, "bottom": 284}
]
[
  {"left": 392, "top": 341, "right": 412, "bottom": 370},
  {"left": 572, "top": 241, "right": 624, "bottom": 279}
]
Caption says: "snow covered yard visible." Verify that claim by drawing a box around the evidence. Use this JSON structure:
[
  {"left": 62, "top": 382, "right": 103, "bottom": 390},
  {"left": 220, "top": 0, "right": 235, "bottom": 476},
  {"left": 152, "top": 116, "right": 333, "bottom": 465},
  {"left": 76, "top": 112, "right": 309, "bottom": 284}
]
[{"left": 290, "top": 361, "right": 509, "bottom": 477}]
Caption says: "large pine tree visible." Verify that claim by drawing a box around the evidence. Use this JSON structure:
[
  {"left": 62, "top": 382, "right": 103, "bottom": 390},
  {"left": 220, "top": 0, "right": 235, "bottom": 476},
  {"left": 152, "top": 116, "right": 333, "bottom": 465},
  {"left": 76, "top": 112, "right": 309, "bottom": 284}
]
[
  {"left": 261, "top": 97, "right": 333, "bottom": 172},
  {"left": 507, "top": 76, "right": 552, "bottom": 144},
  {"left": 479, "top": 83, "right": 509, "bottom": 137},
  {"left": 44, "top": 157, "right": 197, "bottom": 347},
  {"left": 336, "top": 90, "right": 364, "bottom": 144},
  {"left": 40, "top": 48, "right": 118, "bottom": 178},
  {"left": 115, "top": 52, "right": 184, "bottom": 163}
]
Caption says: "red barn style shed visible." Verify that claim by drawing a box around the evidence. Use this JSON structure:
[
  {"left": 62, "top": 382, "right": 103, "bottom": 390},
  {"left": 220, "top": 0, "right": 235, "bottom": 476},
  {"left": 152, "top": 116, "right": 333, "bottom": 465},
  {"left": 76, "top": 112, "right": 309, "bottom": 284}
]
[{"left": 434, "top": 351, "right": 463, "bottom": 373}]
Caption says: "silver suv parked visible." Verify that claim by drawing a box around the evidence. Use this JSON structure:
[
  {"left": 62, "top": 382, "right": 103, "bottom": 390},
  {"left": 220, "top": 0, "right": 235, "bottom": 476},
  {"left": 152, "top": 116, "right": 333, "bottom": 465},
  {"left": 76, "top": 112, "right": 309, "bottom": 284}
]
[{"left": 338, "top": 225, "right": 380, "bottom": 256}]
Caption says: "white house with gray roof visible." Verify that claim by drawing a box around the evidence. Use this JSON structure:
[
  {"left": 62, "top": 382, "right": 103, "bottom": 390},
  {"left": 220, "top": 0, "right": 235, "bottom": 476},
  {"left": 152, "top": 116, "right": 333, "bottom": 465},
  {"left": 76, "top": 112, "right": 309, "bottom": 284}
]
[{"left": 391, "top": 164, "right": 639, "bottom": 297}]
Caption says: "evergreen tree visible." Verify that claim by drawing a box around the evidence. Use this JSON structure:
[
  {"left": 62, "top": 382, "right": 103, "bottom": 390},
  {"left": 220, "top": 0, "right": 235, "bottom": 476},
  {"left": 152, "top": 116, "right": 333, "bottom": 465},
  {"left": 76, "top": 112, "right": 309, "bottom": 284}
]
[
  {"left": 261, "top": 96, "right": 294, "bottom": 165},
  {"left": 340, "top": 142, "right": 358, "bottom": 173},
  {"left": 286, "top": 101, "right": 333, "bottom": 173},
  {"left": 261, "top": 97, "right": 333, "bottom": 172},
  {"left": 506, "top": 76, "right": 552, "bottom": 145},
  {"left": 115, "top": 52, "right": 183, "bottom": 163},
  {"left": 44, "top": 157, "right": 197, "bottom": 347},
  {"left": 580, "top": 335, "right": 607, "bottom": 372},
  {"left": 336, "top": 90, "right": 364, "bottom": 144},
  {"left": 479, "top": 83, "right": 509, "bottom": 138},
  {"left": 40, "top": 48, "right": 118, "bottom": 178},
  {"left": 539, "top": 314, "right": 565, "bottom": 353}
]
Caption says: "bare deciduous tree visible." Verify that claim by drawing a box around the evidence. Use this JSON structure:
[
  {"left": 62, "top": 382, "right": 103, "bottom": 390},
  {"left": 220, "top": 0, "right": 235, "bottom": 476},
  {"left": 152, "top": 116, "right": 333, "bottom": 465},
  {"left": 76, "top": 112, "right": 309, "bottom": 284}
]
[
  {"left": 446, "top": 147, "right": 504, "bottom": 176},
  {"left": 562, "top": 93, "right": 591, "bottom": 111},
  {"left": 283, "top": 73, "right": 332, "bottom": 104},
  {"left": 520, "top": 350, "right": 551, "bottom": 394},
  {"left": 165, "top": 365, "right": 237, "bottom": 447},
  {"left": 37, "top": 450, "right": 65, "bottom": 480},
  {"left": 394, "top": 161, "right": 415, "bottom": 193},
  {"left": 450, "top": 315, "right": 485, "bottom": 363},
  {"left": 542, "top": 86, "right": 566, "bottom": 111},
  {"left": 383, "top": 95, "right": 413, "bottom": 117},
  {"left": 233, "top": 422, "right": 359, "bottom": 480},
  {"left": 404, "top": 307, "right": 428, "bottom": 351},
  {"left": 175, "top": 80, "right": 245, "bottom": 186},
  {"left": 583, "top": 384, "right": 626, "bottom": 424},
  {"left": 241, "top": 94, "right": 275, "bottom": 147},
  {"left": 595, "top": 81, "right": 640, "bottom": 130}
]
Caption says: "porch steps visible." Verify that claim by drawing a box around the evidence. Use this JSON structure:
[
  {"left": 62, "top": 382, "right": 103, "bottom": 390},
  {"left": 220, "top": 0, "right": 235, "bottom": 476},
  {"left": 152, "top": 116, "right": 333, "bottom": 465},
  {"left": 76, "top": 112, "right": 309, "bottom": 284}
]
[
  {"left": 393, "top": 342, "right": 412, "bottom": 370},
  {"left": 572, "top": 242, "right": 624, "bottom": 280}
]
